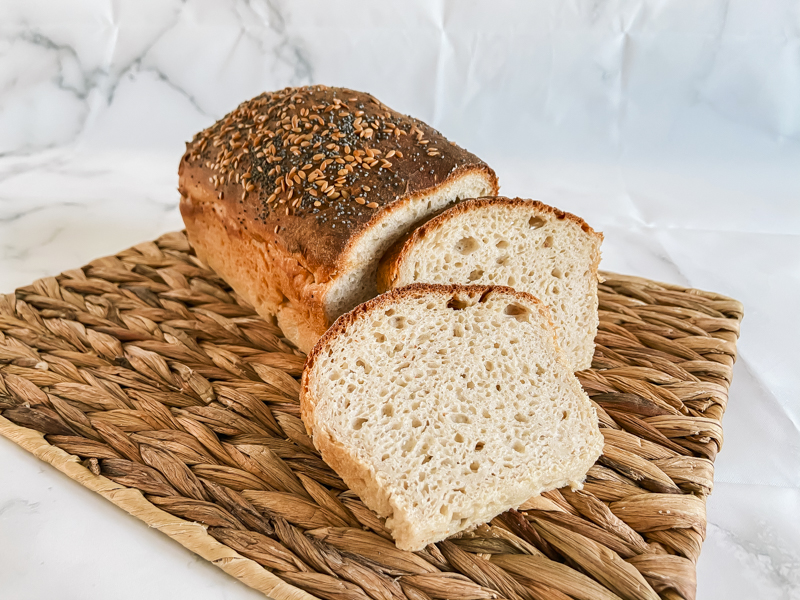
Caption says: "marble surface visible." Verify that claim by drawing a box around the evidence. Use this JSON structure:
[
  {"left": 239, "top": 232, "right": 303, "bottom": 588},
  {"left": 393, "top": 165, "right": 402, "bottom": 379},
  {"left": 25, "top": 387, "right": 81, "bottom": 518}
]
[{"left": 1, "top": 1, "right": 799, "bottom": 598}]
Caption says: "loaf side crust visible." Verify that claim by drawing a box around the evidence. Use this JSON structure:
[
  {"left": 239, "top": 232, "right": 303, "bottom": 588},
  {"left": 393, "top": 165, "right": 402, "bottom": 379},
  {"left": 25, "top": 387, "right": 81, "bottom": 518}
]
[{"left": 181, "top": 167, "right": 496, "bottom": 352}]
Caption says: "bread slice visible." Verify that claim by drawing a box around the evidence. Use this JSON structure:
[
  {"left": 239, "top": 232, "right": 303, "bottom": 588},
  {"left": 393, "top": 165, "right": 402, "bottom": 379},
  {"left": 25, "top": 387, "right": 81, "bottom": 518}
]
[
  {"left": 301, "top": 283, "right": 603, "bottom": 551},
  {"left": 377, "top": 198, "right": 602, "bottom": 371},
  {"left": 179, "top": 85, "right": 498, "bottom": 353}
]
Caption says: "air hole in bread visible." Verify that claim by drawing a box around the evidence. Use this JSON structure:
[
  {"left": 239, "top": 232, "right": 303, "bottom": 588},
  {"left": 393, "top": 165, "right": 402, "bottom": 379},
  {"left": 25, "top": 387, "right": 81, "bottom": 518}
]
[
  {"left": 454, "top": 432, "right": 465, "bottom": 443},
  {"left": 412, "top": 417, "right": 423, "bottom": 428},
  {"left": 346, "top": 384, "right": 356, "bottom": 393},
  {"left": 381, "top": 453, "right": 390, "bottom": 461},
  {"left": 552, "top": 267, "right": 563, "bottom": 278},
  {"left": 469, "top": 461, "right": 480, "bottom": 472},
  {"left": 513, "top": 441, "right": 526, "bottom": 453},
  {"left": 382, "top": 404, "right": 394, "bottom": 417},
  {"left": 468, "top": 269, "right": 484, "bottom": 282},
  {"left": 450, "top": 414, "right": 470, "bottom": 424},
  {"left": 529, "top": 216, "right": 546, "bottom": 229},
  {"left": 356, "top": 359, "right": 372, "bottom": 374},
  {"left": 543, "top": 235, "right": 554, "bottom": 248},
  {"left": 536, "top": 364, "right": 545, "bottom": 376},
  {"left": 496, "top": 255, "right": 509, "bottom": 265},
  {"left": 385, "top": 309, "right": 395, "bottom": 317},
  {"left": 422, "top": 455, "right": 432, "bottom": 465},
  {"left": 496, "top": 239, "right": 509, "bottom": 249},
  {"left": 455, "top": 237, "right": 479, "bottom": 255},
  {"left": 485, "top": 361, "right": 494, "bottom": 372},
  {"left": 514, "top": 413, "right": 528, "bottom": 422},
  {"left": 475, "top": 441, "right": 485, "bottom": 452},
  {"left": 374, "top": 332, "right": 386, "bottom": 343},
  {"left": 390, "top": 316, "right": 406, "bottom": 329},
  {"left": 352, "top": 418, "right": 367, "bottom": 430},
  {"left": 561, "top": 410, "right": 569, "bottom": 420},
  {"left": 453, "top": 324, "right": 464, "bottom": 337},
  {"left": 447, "top": 297, "right": 469, "bottom": 310},
  {"left": 504, "top": 304, "right": 531, "bottom": 322}
]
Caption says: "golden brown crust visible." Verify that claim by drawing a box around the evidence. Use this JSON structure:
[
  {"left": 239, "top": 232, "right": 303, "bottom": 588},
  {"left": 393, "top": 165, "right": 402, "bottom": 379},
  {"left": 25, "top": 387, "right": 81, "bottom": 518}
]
[
  {"left": 377, "top": 197, "right": 604, "bottom": 292},
  {"left": 179, "top": 86, "right": 497, "bottom": 351},
  {"left": 179, "top": 86, "right": 497, "bottom": 284},
  {"left": 181, "top": 194, "right": 328, "bottom": 353}
]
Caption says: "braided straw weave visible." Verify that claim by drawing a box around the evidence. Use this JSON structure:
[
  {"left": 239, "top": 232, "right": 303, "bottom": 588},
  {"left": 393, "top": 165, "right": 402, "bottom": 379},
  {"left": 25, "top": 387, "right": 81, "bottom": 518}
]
[{"left": 0, "top": 231, "right": 743, "bottom": 600}]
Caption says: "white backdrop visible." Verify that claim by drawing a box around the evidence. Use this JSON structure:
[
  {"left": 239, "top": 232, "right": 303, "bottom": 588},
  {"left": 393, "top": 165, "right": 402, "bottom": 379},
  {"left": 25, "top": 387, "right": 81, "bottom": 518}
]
[{"left": 1, "top": 1, "right": 799, "bottom": 598}]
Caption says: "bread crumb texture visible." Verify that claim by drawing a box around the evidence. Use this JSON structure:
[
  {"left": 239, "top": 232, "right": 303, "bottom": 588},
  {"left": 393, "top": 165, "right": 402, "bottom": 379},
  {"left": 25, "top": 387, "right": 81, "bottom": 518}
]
[{"left": 302, "top": 284, "right": 602, "bottom": 550}]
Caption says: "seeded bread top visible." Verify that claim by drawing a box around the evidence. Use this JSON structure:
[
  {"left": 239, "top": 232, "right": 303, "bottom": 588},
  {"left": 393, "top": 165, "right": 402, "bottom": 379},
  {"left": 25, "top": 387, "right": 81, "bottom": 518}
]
[{"left": 179, "top": 85, "right": 496, "bottom": 281}]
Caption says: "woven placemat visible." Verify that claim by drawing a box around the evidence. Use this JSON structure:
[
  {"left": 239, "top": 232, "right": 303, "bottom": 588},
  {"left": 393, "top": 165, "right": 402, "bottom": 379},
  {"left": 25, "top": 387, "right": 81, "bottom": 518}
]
[{"left": 0, "top": 231, "right": 743, "bottom": 600}]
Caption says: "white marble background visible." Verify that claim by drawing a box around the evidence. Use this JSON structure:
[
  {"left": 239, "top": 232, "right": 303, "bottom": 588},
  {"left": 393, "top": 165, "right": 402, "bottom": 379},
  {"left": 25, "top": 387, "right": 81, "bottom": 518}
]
[{"left": 0, "top": 1, "right": 798, "bottom": 598}]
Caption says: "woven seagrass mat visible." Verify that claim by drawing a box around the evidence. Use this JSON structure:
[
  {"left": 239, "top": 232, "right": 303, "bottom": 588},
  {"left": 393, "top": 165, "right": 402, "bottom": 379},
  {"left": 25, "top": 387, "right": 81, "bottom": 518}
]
[{"left": 0, "top": 231, "right": 743, "bottom": 600}]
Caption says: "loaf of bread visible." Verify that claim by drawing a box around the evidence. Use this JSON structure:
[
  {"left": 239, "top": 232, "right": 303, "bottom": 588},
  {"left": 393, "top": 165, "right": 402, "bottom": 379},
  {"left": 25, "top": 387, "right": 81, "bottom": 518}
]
[
  {"left": 301, "top": 283, "right": 603, "bottom": 551},
  {"left": 377, "top": 198, "right": 602, "bottom": 371},
  {"left": 179, "top": 86, "right": 498, "bottom": 352}
]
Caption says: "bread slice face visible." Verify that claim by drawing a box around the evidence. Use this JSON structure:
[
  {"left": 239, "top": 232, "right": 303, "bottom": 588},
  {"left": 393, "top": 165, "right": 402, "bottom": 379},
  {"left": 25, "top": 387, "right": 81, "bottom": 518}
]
[
  {"left": 377, "top": 198, "right": 603, "bottom": 371},
  {"left": 301, "top": 284, "right": 602, "bottom": 551}
]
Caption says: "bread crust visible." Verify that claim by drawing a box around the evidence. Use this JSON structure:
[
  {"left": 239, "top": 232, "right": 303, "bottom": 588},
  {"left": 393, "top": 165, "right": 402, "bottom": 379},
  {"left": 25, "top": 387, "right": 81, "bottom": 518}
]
[
  {"left": 377, "top": 197, "right": 603, "bottom": 292},
  {"left": 179, "top": 86, "right": 497, "bottom": 351},
  {"left": 181, "top": 196, "right": 328, "bottom": 350}
]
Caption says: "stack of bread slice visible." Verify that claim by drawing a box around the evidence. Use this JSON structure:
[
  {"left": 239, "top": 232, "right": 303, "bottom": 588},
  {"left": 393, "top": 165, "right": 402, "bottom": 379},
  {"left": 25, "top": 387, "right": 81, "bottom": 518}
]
[
  {"left": 180, "top": 85, "right": 604, "bottom": 550},
  {"left": 378, "top": 197, "right": 603, "bottom": 372}
]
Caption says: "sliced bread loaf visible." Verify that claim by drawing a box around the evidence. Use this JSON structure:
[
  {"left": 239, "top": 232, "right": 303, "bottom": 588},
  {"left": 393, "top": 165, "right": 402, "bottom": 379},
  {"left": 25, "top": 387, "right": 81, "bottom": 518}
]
[
  {"left": 180, "top": 85, "right": 497, "bottom": 354},
  {"left": 301, "top": 283, "right": 603, "bottom": 551},
  {"left": 377, "top": 198, "right": 603, "bottom": 371}
]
